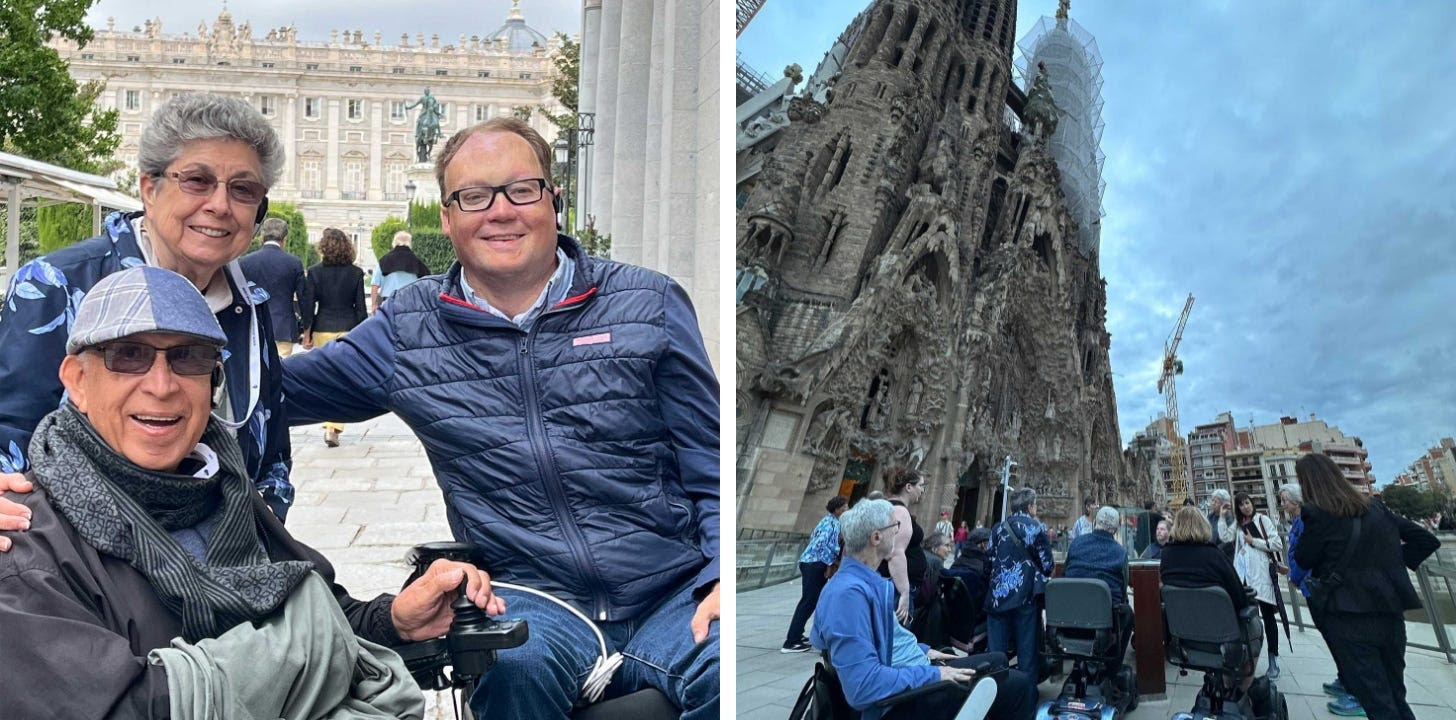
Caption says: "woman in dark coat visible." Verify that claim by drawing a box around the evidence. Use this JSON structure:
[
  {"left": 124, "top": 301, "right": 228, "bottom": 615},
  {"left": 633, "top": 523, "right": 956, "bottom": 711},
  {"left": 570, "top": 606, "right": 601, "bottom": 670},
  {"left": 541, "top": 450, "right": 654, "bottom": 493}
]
[
  {"left": 1293, "top": 453, "right": 1438, "bottom": 720},
  {"left": 1160, "top": 505, "right": 1261, "bottom": 692},
  {"left": 300, "top": 228, "right": 367, "bottom": 447}
]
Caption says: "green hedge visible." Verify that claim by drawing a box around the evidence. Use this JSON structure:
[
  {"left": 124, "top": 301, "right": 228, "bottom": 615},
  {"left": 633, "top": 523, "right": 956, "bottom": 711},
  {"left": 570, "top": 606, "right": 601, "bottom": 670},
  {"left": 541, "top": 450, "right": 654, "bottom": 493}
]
[
  {"left": 410, "top": 231, "right": 457, "bottom": 273},
  {"left": 36, "top": 203, "right": 94, "bottom": 254},
  {"left": 409, "top": 201, "right": 442, "bottom": 230}
]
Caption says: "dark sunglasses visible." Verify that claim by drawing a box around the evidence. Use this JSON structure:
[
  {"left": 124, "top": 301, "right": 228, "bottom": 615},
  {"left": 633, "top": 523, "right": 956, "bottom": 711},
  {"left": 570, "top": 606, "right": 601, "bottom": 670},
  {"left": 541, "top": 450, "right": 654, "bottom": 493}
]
[
  {"left": 163, "top": 170, "right": 267, "bottom": 205},
  {"left": 87, "top": 341, "right": 221, "bottom": 376}
]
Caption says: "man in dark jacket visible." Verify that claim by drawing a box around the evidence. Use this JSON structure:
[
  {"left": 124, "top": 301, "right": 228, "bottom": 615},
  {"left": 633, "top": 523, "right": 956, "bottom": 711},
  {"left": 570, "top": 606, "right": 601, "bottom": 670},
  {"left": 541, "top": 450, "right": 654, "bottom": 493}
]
[
  {"left": 0, "top": 266, "right": 494, "bottom": 718},
  {"left": 238, "top": 218, "right": 305, "bottom": 356},
  {"left": 371, "top": 230, "right": 433, "bottom": 314},
  {"left": 280, "top": 117, "right": 718, "bottom": 719},
  {"left": 1063, "top": 506, "right": 1133, "bottom": 660}
]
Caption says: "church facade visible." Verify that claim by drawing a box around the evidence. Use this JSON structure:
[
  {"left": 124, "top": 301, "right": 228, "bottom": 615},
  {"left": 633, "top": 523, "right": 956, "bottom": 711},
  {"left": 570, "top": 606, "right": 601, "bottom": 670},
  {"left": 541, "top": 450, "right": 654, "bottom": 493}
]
[{"left": 737, "top": 0, "right": 1149, "bottom": 533}]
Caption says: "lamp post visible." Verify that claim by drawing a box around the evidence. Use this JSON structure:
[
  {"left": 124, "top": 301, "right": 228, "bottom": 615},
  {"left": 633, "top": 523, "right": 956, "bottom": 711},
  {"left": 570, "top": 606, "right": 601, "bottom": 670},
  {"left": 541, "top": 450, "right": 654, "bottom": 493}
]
[
  {"left": 553, "top": 135, "right": 572, "bottom": 233},
  {"left": 403, "top": 179, "right": 417, "bottom": 232},
  {"left": 999, "top": 456, "right": 1018, "bottom": 523}
]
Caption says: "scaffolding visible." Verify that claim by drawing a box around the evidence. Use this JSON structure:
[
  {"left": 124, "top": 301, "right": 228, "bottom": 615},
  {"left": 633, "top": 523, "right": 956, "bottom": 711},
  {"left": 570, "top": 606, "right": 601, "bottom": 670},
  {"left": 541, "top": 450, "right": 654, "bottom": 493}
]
[
  {"left": 1016, "top": 10, "right": 1106, "bottom": 257},
  {"left": 737, "top": 0, "right": 768, "bottom": 37}
]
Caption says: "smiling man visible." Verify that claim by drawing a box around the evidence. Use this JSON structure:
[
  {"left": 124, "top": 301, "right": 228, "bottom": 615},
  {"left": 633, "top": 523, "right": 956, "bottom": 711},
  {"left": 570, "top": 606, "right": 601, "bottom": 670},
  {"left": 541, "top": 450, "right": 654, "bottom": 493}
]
[{"left": 279, "top": 117, "right": 720, "bottom": 719}]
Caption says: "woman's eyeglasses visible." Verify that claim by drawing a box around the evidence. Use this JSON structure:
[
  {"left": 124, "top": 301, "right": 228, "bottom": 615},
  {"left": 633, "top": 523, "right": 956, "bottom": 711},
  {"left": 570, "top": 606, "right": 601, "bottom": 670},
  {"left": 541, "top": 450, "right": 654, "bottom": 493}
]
[{"left": 164, "top": 170, "right": 267, "bottom": 205}]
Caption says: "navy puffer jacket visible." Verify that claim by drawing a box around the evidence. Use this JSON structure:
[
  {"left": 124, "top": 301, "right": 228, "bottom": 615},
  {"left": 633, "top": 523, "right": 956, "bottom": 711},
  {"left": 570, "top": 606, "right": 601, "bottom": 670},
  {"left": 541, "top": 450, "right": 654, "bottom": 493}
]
[{"left": 282, "top": 236, "right": 719, "bottom": 621}]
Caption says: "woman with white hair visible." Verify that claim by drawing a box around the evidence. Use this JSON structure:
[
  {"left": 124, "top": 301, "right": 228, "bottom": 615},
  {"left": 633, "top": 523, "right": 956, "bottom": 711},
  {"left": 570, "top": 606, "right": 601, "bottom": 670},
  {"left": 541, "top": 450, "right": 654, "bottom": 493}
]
[
  {"left": 812, "top": 499, "right": 1037, "bottom": 720},
  {"left": 1207, "top": 489, "right": 1239, "bottom": 558},
  {"left": 1063, "top": 506, "right": 1134, "bottom": 660}
]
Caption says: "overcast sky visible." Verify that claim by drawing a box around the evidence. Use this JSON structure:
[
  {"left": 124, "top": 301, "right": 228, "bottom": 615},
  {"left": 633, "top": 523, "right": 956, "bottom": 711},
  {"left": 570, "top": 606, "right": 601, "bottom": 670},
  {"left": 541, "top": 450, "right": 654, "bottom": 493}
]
[
  {"left": 83, "top": 0, "right": 581, "bottom": 45},
  {"left": 739, "top": 1, "right": 1456, "bottom": 485}
]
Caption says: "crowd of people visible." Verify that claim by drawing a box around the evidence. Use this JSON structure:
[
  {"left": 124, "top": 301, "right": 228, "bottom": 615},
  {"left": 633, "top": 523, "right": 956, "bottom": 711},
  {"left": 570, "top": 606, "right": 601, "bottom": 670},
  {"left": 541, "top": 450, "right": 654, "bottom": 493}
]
[
  {"left": 0, "top": 92, "right": 720, "bottom": 719},
  {"left": 785, "top": 460, "right": 1443, "bottom": 720}
]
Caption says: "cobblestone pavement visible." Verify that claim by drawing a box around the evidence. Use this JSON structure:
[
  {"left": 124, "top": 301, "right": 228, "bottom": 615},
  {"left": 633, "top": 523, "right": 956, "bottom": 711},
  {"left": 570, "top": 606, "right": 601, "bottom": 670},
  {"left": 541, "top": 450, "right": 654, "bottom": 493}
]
[
  {"left": 738, "top": 579, "right": 1456, "bottom": 720},
  {"left": 285, "top": 414, "right": 461, "bottom": 717}
]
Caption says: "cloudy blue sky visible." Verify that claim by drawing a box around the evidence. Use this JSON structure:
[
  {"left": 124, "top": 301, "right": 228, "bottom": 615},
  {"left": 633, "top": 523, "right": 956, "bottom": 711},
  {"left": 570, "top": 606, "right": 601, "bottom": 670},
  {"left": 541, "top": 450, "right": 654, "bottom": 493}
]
[{"left": 739, "top": 1, "right": 1456, "bottom": 484}]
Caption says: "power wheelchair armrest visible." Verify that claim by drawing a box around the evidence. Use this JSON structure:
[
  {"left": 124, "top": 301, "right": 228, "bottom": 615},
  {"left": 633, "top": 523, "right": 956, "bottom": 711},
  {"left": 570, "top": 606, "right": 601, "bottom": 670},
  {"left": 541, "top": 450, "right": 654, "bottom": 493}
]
[{"left": 873, "top": 659, "right": 1000, "bottom": 708}]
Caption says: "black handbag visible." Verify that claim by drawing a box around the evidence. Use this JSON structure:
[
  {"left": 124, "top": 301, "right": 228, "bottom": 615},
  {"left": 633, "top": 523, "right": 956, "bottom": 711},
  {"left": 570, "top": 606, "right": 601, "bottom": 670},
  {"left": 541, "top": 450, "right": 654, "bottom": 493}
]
[
  {"left": 1306, "top": 516, "right": 1361, "bottom": 615},
  {"left": 787, "top": 661, "right": 852, "bottom": 720}
]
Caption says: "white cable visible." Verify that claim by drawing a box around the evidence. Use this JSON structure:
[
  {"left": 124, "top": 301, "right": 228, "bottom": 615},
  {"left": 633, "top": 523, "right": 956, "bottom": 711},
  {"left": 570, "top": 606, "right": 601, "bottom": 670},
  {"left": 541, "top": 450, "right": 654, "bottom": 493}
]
[{"left": 493, "top": 582, "right": 624, "bottom": 702}]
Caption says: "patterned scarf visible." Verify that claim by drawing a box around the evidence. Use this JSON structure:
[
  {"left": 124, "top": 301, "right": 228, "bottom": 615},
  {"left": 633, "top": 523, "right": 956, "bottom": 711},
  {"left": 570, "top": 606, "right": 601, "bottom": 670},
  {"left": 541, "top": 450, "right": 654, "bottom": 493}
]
[{"left": 28, "top": 404, "right": 312, "bottom": 641}]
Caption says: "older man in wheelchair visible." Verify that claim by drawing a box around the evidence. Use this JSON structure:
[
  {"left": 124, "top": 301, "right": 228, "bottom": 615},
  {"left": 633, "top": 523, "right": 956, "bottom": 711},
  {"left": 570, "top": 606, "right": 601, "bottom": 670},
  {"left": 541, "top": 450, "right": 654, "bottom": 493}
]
[
  {"left": 1035, "top": 506, "right": 1140, "bottom": 720},
  {"left": 808, "top": 498, "right": 1038, "bottom": 720},
  {"left": 1160, "top": 507, "right": 1287, "bottom": 720}
]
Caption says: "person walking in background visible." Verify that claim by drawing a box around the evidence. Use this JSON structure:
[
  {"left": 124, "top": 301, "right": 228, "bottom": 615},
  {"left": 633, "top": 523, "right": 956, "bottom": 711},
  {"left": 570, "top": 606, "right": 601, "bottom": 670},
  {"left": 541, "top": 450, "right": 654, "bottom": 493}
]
[
  {"left": 299, "top": 228, "right": 367, "bottom": 447},
  {"left": 1070, "top": 496, "right": 1099, "bottom": 540},
  {"left": 955, "top": 520, "right": 970, "bottom": 557},
  {"left": 370, "top": 230, "right": 433, "bottom": 314},
  {"left": 1232, "top": 490, "right": 1284, "bottom": 679},
  {"left": 238, "top": 218, "right": 305, "bottom": 357},
  {"left": 1294, "top": 453, "right": 1439, "bottom": 720},
  {"left": 935, "top": 511, "right": 954, "bottom": 545},
  {"left": 986, "top": 488, "right": 1053, "bottom": 677},
  {"left": 1208, "top": 489, "right": 1239, "bottom": 558},
  {"left": 782, "top": 496, "right": 848, "bottom": 653},
  {"left": 1280, "top": 483, "right": 1361, "bottom": 716}
]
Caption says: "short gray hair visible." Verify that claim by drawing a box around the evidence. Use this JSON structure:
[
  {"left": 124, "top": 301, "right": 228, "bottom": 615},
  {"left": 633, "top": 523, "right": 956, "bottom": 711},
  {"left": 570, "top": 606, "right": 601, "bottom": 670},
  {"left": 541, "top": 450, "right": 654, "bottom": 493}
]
[
  {"left": 392, "top": 230, "right": 412, "bottom": 247},
  {"left": 1009, "top": 487, "right": 1037, "bottom": 514},
  {"left": 139, "top": 93, "right": 285, "bottom": 187},
  {"left": 1210, "top": 489, "right": 1231, "bottom": 504},
  {"left": 841, "top": 499, "right": 894, "bottom": 555},
  {"left": 1094, "top": 505, "right": 1120, "bottom": 532},
  {"left": 1278, "top": 483, "right": 1303, "bottom": 505},
  {"left": 922, "top": 531, "right": 950, "bottom": 552},
  {"left": 259, "top": 217, "right": 288, "bottom": 244}
]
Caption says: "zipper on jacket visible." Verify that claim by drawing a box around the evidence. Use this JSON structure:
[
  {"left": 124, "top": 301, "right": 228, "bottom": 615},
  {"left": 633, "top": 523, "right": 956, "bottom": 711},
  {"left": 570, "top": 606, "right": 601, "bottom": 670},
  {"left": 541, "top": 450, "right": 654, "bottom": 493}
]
[{"left": 518, "top": 311, "right": 611, "bottom": 621}]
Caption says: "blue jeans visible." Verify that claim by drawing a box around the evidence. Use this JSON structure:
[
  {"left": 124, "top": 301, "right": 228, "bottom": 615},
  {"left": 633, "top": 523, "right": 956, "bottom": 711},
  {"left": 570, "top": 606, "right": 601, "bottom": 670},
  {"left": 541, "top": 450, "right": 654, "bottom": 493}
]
[
  {"left": 987, "top": 603, "right": 1039, "bottom": 677},
  {"left": 470, "top": 582, "right": 719, "bottom": 719}
]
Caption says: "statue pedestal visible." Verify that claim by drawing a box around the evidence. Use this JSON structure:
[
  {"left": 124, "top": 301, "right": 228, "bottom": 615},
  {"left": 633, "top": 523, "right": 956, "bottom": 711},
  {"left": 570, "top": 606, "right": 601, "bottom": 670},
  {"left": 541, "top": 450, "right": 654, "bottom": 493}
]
[{"left": 406, "top": 164, "right": 440, "bottom": 207}]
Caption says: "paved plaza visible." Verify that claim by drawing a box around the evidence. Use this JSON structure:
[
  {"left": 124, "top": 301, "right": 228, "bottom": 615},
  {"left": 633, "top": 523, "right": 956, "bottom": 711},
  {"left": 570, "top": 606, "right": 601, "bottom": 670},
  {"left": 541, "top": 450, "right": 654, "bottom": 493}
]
[{"left": 737, "top": 579, "right": 1456, "bottom": 720}]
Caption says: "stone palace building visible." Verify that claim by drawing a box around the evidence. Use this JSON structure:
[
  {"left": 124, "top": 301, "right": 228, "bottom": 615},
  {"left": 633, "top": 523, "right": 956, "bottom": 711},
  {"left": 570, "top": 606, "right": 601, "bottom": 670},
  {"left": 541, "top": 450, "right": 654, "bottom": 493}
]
[{"left": 50, "top": 3, "right": 565, "bottom": 265}]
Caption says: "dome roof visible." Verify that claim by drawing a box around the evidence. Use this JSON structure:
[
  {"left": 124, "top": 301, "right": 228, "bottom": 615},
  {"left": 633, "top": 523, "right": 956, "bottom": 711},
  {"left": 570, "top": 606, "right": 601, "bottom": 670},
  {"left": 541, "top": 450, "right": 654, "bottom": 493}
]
[{"left": 488, "top": 0, "right": 549, "bottom": 52}]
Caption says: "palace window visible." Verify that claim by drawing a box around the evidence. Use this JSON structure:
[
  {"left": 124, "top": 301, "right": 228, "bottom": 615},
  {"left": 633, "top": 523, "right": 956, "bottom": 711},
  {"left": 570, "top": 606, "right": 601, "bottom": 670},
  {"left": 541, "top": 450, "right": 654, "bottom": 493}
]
[
  {"left": 126, "top": 55, "right": 140, "bottom": 62},
  {"left": 390, "top": 101, "right": 406, "bottom": 120},
  {"left": 305, "top": 62, "right": 319, "bottom": 70},
  {"left": 435, "top": 69, "right": 448, "bottom": 76},
  {"left": 392, "top": 67, "right": 405, "bottom": 74},
  {"left": 477, "top": 70, "right": 490, "bottom": 78},
  {"left": 304, "top": 97, "right": 320, "bottom": 118},
  {"left": 259, "top": 96, "right": 275, "bottom": 116},
  {"left": 347, "top": 99, "right": 363, "bottom": 120},
  {"left": 350, "top": 66, "right": 363, "bottom": 73},
  {"left": 124, "top": 90, "right": 141, "bottom": 111},
  {"left": 261, "top": 62, "right": 275, "bottom": 68},
  {"left": 475, "top": 104, "right": 490, "bottom": 122},
  {"left": 172, "top": 58, "right": 186, "bottom": 64}
]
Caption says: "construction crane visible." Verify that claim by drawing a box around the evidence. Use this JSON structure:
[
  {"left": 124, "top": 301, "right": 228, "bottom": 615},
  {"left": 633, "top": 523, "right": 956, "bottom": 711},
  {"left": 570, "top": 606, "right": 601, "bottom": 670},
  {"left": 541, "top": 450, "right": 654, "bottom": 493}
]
[
  {"left": 736, "top": 0, "right": 767, "bottom": 36},
  {"left": 1158, "top": 294, "right": 1195, "bottom": 505}
]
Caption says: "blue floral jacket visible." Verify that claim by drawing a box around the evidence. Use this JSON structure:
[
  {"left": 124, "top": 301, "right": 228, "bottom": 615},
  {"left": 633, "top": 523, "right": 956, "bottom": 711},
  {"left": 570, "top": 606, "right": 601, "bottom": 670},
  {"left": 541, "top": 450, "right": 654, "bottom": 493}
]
[
  {"left": 986, "top": 511, "right": 1055, "bottom": 614},
  {"left": 0, "top": 211, "right": 294, "bottom": 517},
  {"left": 799, "top": 513, "right": 842, "bottom": 565}
]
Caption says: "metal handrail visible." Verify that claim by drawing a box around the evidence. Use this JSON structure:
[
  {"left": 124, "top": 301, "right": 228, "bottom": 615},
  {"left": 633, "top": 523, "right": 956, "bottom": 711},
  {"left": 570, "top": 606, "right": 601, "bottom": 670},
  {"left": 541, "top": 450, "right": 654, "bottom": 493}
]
[
  {"left": 736, "top": 533, "right": 810, "bottom": 591},
  {"left": 1280, "top": 563, "right": 1454, "bottom": 664}
]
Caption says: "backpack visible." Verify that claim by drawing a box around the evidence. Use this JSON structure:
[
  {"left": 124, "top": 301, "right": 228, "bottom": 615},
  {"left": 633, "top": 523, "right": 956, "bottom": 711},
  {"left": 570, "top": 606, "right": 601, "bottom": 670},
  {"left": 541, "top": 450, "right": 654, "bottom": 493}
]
[{"left": 787, "top": 661, "right": 855, "bottom": 720}]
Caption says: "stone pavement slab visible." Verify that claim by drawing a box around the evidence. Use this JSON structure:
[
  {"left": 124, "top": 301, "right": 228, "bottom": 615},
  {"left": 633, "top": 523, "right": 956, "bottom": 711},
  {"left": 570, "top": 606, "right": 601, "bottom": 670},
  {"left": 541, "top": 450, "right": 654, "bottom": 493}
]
[{"left": 736, "top": 578, "right": 1456, "bottom": 719}]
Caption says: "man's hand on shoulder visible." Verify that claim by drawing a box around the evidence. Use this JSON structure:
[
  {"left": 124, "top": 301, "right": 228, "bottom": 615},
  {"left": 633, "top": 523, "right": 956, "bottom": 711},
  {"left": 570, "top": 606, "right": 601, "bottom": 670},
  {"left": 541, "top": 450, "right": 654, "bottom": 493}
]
[
  {"left": 690, "top": 581, "right": 719, "bottom": 644},
  {"left": 0, "top": 472, "right": 34, "bottom": 551}
]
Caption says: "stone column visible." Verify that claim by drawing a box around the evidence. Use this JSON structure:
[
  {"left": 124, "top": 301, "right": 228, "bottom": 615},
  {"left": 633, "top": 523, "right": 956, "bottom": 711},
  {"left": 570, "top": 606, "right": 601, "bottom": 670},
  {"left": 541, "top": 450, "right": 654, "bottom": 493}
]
[
  {"left": 588, "top": 0, "right": 622, "bottom": 228},
  {"left": 325, "top": 98, "right": 341, "bottom": 200},
  {"left": 369, "top": 100, "right": 384, "bottom": 199},
  {"left": 606, "top": 1, "right": 652, "bottom": 254},
  {"left": 633, "top": 0, "right": 666, "bottom": 268},
  {"left": 279, "top": 94, "right": 297, "bottom": 191},
  {"left": 693, "top": 0, "right": 719, "bottom": 365},
  {"left": 578, "top": 0, "right": 602, "bottom": 223}
]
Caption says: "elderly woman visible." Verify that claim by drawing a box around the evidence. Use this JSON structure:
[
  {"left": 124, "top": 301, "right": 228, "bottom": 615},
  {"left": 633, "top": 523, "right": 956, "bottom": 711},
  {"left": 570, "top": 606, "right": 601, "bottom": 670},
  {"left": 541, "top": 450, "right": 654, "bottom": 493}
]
[
  {"left": 813, "top": 499, "right": 1036, "bottom": 720},
  {"left": 1160, "top": 505, "right": 1261, "bottom": 693},
  {"left": 0, "top": 93, "right": 293, "bottom": 527},
  {"left": 1207, "top": 488, "right": 1239, "bottom": 558},
  {"left": 1293, "top": 453, "right": 1438, "bottom": 720},
  {"left": 300, "top": 228, "right": 367, "bottom": 447},
  {"left": 985, "top": 487, "right": 1054, "bottom": 678},
  {"left": 0, "top": 267, "right": 500, "bottom": 717}
]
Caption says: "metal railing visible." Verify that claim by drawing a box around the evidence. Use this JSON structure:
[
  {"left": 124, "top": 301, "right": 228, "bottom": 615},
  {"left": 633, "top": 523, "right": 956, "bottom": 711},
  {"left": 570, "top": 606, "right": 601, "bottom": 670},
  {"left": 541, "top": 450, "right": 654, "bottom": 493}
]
[
  {"left": 736, "top": 533, "right": 810, "bottom": 591},
  {"left": 1282, "top": 556, "right": 1456, "bottom": 664}
]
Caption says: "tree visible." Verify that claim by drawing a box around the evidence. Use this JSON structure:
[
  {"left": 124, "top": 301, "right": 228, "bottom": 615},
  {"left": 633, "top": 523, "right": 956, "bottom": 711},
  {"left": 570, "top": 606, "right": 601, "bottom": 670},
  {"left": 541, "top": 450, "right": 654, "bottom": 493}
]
[
  {"left": 35, "top": 203, "right": 92, "bottom": 253},
  {"left": 0, "top": 0, "right": 121, "bottom": 173},
  {"left": 245, "top": 201, "right": 317, "bottom": 268},
  {"left": 540, "top": 34, "right": 580, "bottom": 233},
  {"left": 1381, "top": 484, "right": 1444, "bottom": 522}
]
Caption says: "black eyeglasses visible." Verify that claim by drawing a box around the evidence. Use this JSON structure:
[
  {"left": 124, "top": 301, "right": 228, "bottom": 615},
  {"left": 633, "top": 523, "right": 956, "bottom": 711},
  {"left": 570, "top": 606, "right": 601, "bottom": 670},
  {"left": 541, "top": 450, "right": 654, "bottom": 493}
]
[
  {"left": 87, "top": 341, "right": 221, "bottom": 376},
  {"left": 162, "top": 170, "right": 268, "bottom": 205},
  {"left": 444, "top": 178, "right": 549, "bottom": 212},
  {"left": 877, "top": 520, "right": 901, "bottom": 534}
]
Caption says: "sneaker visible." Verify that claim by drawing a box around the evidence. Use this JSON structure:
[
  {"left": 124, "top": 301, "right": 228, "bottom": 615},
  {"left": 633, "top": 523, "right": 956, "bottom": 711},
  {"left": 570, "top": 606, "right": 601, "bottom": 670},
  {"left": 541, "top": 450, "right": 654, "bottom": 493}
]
[
  {"left": 781, "top": 640, "right": 812, "bottom": 654},
  {"left": 954, "top": 677, "right": 998, "bottom": 720},
  {"left": 1323, "top": 679, "right": 1347, "bottom": 697},
  {"left": 1328, "top": 696, "right": 1366, "bottom": 717},
  {"left": 1265, "top": 655, "right": 1280, "bottom": 679}
]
